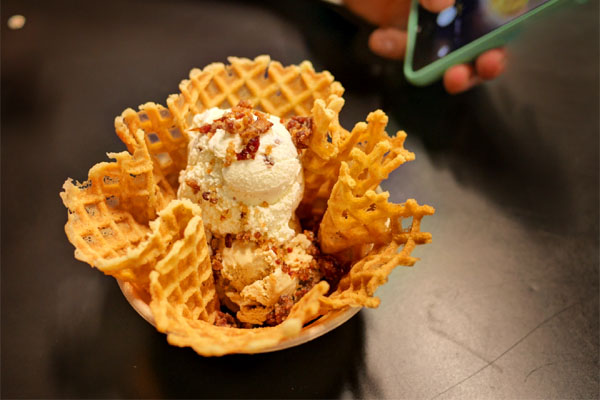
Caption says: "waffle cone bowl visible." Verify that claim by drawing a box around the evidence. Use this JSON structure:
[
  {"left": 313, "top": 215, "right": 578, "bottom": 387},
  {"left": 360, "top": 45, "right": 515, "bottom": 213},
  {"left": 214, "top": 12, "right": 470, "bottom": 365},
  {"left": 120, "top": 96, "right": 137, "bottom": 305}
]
[{"left": 60, "top": 56, "right": 434, "bottom": 356}]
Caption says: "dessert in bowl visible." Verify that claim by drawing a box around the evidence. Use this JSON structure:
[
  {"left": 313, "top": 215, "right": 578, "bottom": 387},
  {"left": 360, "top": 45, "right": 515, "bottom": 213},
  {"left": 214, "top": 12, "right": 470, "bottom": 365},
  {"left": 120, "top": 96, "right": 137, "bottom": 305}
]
[{"left": 60, "top": 56, "right": 434, "bottom": 356}]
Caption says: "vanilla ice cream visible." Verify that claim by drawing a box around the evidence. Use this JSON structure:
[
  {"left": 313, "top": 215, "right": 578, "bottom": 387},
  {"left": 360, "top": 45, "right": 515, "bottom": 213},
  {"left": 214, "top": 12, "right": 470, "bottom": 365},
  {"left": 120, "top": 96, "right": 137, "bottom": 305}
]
[
  {"left": 177, "top": 104, "right": 320, "bottom": 325},
  {"left": 178, "top": 107, "right": 303, "bottom": 243}
]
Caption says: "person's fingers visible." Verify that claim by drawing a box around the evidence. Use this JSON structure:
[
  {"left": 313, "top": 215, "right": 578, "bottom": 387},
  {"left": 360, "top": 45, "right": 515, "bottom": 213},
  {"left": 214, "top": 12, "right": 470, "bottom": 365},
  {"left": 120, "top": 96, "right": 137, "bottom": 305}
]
[
  {"left": 368, "top": 27, "right": 408, "bottom": 60},
  {"left": 419, "top": 0, "right": 455, "bottom": 13},
  {"left": 443, "top": 64, "right": 480, "bottom": 94},
  {"left": 344, "top": 0, "right": 411, "bottom": 27},
  {"left": 475, "top": 48, "right": 507, "bottom": 80}
]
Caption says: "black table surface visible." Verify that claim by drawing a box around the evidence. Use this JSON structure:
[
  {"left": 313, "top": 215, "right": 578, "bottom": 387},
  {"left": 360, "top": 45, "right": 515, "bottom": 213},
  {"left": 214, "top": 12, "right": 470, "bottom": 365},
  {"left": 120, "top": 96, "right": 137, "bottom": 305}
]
[{"left": 2, "top": 0, "right": 598, "bottom": 398}]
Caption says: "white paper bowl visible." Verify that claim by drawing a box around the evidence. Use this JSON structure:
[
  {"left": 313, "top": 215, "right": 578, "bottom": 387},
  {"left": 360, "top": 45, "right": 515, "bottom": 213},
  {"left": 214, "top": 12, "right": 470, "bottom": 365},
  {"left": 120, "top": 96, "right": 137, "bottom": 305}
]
[{"left": 118, "top": 279, "right": 361, "bottom": 353}]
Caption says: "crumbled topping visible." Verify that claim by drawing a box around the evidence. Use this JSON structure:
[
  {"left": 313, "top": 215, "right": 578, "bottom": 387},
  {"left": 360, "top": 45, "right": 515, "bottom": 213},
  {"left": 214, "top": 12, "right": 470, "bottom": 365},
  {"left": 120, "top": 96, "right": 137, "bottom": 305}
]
[
  {"left": 314, "top": 253, "right": 347, "bottom": 286},
  {"left": 185, "top": 179, "right": 201, "bottom": 194},
  {"left": 219, "top": 209, "right": 230, "bottom": 221},
  {"left": 265, "top": 295, "right": 294, "bottom": 326},
  {"left": 201, "top": 191, "right": 218, "bottom": 204},
  {"left": 236, "top": 232, "right": 252, "bottom": 242},
  {"left": 225, "top": 141, "right": 237, "bottom": 167},
  {"left": 240, "top": 204, "right": 249, "bottom": 221},
  {"left": 192, "top": 101, "right": 273, "bottom": 163},
  {"left": 211, "top": 250, "right": 223, "bottom": 271},
  {"left": 236, "top": 136, "right": 260, "bottom": 161},
  {"left": 214, "top": 311, "right": 237, "bottom": 327},
  {"left": 263, "top": 154, "right": 274, "bottom": 166},
  {"left": 211, "top": 257, "right": 223, "bottom": 271},
  {"left": 285, "top": 116, "right": 313, "bottom": 150}
]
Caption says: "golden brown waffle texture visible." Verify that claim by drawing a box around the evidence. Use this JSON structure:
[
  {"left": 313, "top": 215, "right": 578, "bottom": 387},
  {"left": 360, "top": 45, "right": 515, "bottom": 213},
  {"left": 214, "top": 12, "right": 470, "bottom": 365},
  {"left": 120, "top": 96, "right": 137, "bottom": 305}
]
[{"left": 60, "top": 55, "right": 434, "bottom": 356}]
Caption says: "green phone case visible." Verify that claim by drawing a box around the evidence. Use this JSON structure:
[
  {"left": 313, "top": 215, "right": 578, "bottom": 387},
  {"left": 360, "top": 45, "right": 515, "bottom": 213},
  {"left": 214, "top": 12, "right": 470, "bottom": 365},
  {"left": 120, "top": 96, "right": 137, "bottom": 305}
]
[{"left": 403, "top": 0, "right": 568, "bottom": 86}]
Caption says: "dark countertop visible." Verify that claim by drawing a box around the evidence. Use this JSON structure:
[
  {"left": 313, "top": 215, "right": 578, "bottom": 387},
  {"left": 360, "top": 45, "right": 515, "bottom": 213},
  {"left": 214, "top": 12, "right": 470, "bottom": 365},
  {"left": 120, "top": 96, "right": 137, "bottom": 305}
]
[{"left": 2, "top": 0, "right": 598, "bottom": 398}]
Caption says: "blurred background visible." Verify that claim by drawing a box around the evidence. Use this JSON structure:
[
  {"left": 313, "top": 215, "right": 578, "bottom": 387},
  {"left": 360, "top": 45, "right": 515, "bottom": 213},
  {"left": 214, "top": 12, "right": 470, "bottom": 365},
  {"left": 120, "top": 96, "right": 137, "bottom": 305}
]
[{"left": 2, "top": 0, "right": 598, "bottom": 398}]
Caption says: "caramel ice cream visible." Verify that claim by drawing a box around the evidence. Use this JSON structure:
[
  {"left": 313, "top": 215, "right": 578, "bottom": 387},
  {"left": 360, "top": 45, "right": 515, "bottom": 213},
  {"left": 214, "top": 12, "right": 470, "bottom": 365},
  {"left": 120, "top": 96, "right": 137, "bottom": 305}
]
[{"left": 177, "top": 102, "right": 320, "bottom": 325}]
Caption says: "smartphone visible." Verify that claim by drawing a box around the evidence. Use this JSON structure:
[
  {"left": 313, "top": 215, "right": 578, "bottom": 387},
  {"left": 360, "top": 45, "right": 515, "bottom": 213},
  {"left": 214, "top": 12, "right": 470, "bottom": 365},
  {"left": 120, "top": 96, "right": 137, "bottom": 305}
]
[{"left": 403, "top": 0, "right": 567, "bottom": 86}]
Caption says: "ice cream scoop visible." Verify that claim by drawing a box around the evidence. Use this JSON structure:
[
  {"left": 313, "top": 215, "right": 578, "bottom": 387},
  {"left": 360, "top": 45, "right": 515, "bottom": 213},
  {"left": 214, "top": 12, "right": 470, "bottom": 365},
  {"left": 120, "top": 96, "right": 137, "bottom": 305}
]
[
  {"left": 178, "top": 106, "right": 303, "bottom": 242},
  {"left": 217, "top": 232, "right": 319, "bottom": 324}
]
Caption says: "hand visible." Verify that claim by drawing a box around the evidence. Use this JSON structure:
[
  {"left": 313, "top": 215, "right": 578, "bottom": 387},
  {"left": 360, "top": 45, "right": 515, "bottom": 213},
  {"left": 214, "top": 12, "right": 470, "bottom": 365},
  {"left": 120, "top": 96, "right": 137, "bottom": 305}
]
[{"left": 344, "top": 0, "right": 507, "bottom": 94}]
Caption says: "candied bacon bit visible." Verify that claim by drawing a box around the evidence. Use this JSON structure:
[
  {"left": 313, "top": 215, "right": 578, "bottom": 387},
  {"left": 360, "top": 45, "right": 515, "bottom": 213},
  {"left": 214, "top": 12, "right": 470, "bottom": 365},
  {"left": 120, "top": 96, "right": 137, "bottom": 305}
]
[
  {"left": 214, "top": 311, "right": 237, "bottom": 327},
  {"left": 210, "top": 102, "right": 272, "bottom": 161},
  {"left": 192, "top": 101, "right": 273, "bottom": 148},
  {"left": 191, "top": 125, "right": 211, "bottom": 134},
  {"left": 285, "top": 116, "right": 313, "bottom": 150},
  {"left": 303, "top": 230, "right": 315, "bottom": 242},
  {"left": 225, "top": 142, "right": 237, "bottom": 167},
  {"left": 200, "top": 191, "right": 218, "bottom": 204},
  {"left": 254, "top": 232, "right": 262, "bottom": 240},
  {"left": 224, "top": 234, "right": 233, "bottom": 248},
  {"left": 237, "top": 99, "right": 253, "bottom": 109},
  {"left": 236, "top": 232, "right": 251, "bottom": 241},
  {"left": 263, "top": 155, "right": 274, "bottom": 166},
  {"left": 287, "top": 247, "right": 293, "bottom": 253},
  {"left": 265, "top": 295, "right": 294, "bottom": 326},
  {"left": 316, "top": 253, "right": 349, "bottom": 287},
  {"left": 185, "top": 180, "right": 201, "bottom": 194},
  {"left": 244, "top": 112, "right": 272, "bottom": 138},
  {"left": 236, "top": 136, "right": 261, "bottom": 161},
  {"left": 295, "top": 267, "right": 313, "bottom": 283},
  {"left": 294, "top": 283, "right": 313, "bottom": 300},
  {"left": 211, "top": 257, "right": 223, "bottom": 271}
]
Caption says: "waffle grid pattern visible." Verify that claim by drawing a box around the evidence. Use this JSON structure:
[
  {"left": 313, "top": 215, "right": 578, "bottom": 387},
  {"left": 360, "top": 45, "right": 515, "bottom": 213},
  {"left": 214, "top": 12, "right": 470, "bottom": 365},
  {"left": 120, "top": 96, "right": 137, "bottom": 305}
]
[
  {"left": 300, "top": 96, "right": 364, "bottom": 215},
  {"left": 149, "top": 278, "right": 330, "bottom": 356},
  {"left": 60, "top": 139, "right": 159, "bottom": 265},
  {"left": 322, "top": 199, "right": 433, "bottom": 310},
  {"left": 60, "top": 56, "right": 435, "bottom": 356},
  {"left": 167, "top": 55, "right": 344, "bottom": 133},
  {"left": 318, "top": 110, "right": 429, "bottom": 254},
  {"left": 115, "top": 102, "right": 186, "bottom": 192},
  {"left": 151, "top": 204, "right": 219, "bottom": 323}
]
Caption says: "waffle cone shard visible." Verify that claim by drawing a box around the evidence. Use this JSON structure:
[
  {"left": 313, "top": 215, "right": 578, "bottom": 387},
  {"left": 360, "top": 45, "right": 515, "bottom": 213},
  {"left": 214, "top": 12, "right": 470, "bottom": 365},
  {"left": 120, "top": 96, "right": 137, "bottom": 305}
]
[
  {"left": 321, "top": 240, "right": 412, "bottom": 310},
  {"left": 148, "top": 199, "right": 219, "bottom": 324},
  {"left": 167, "top": 55, "right": 344, "bottom": 133},
  {"left": 60, "top": 130, "right": 162, "bottom": 270},
  {"left": 318, "top": 110, "right": 433, "bottom": 255},
  {"left": 321, "top": 198, "right": 433, "bottom": 311},
  {"left": 115, "top": 102, "right": 184, "bottom": 196},
  {"left": 150, "top": 275, "right": 329, "bottom": 356},
  {"left": 299, "top": 96, "right": 365, "bottom": 217}
]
